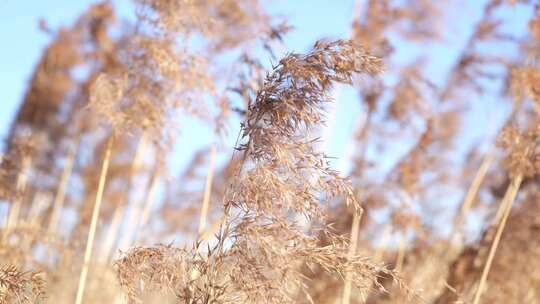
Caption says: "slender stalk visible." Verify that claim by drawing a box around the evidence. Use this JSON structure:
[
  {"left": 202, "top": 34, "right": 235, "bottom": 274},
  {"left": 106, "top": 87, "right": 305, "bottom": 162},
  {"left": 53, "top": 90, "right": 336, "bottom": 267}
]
[
  {"left": 140, "top": 170, "right": 159, "bottom": 228},
  {"left": 19, "top": 192, "right": 49, "bottom": 252},
  {"left": 28, "top": 192, "right": 47, "bottom": 225},
  {"left": 472, "top": 174, "right": 523, "bottom": 304},
  {"left": 98, "top": 202, "right": 125, "bottom": 262},
  {"left": 449, "top": 150, "right": 494, "bottom": 248},
  {"left": 48, "top": 140, "right": 78, "bottom": 235},
  {"left": 5, "top": 156, "right": 32, "bottom": 231},
  {"left": 490, "top": 178, "right": 516, "bottom": 226},
  {"left": 99, "top": 135, "right": 146, "bottom": 262},
  {"left": 341, "top": 78, "right": 373, "bottom": 304},
  {"left": 116, "top": 168, "right": 153, "bottom": 250},
  {"left": 116, "top": 164, "right": 156, "bottom": 251},
  {"left": 134, "top": 165, "right": 160, "bottom": 245},
  {"left": 199, "top": 215, "right": 225, "bottom": 241},
  {"left": 341, "top": 210, "right": 363, "bottom": 304},
  {"left": 198, "top": 144, "right": 217, "bottom": 235},
  {"left": 75, "top": 135, "right": 114, "bottom": 304}
]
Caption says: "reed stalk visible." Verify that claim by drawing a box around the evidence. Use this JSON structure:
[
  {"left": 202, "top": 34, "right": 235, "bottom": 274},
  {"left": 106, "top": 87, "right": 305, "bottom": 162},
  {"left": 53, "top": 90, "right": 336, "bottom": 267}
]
[
  {"left": 472, "top": 174, "right": 523, "bottom": 304},
  {"left": 75, "top": 135, "right": 114, "bottom": 304}
]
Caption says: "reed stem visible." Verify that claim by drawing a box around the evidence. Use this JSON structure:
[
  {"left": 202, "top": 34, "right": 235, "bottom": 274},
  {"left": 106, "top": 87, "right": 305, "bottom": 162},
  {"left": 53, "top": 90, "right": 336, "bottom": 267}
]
[
  {"left": 75, "top": 135, "right": 114, "bottom": 304},
  {"left": 472, "top": 174, "right": 523, "bottom": 304},
  {"left": 342, "top": 210, "right": 363, "bottom": 304},
  {"left": 198, "top": 144, "right": 217, "bottom": 235}
]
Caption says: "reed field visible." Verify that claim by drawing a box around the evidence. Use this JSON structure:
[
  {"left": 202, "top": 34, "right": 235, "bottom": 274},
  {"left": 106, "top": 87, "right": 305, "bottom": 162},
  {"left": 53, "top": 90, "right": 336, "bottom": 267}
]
[{"left": 1, "top": 0, "right": 539, "bottom": 303}]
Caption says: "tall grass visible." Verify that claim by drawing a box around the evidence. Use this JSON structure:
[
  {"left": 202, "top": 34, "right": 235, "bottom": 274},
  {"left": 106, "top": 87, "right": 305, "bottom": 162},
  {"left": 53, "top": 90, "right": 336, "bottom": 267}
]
[{"left": 1, "top": 0, "right": 540, "bottom": 303}]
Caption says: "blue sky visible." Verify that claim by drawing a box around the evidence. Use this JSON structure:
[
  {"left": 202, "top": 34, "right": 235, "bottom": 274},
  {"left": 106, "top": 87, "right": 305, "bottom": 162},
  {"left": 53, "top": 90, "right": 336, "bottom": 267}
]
[
  {"left": 0, "top": 0, "right": 531, "bottom": 177},
  {"left": 0, "top": 0, "right": 351, "bottom": 135},
  {"left": 0, "top": 0, "right": 358, "bottom": 159}
]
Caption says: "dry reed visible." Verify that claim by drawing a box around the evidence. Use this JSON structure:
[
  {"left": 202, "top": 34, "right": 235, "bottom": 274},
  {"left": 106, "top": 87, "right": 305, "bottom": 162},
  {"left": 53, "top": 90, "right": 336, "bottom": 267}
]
[{"left": 2, "top": 1, "right": 540, "bottom": 303}]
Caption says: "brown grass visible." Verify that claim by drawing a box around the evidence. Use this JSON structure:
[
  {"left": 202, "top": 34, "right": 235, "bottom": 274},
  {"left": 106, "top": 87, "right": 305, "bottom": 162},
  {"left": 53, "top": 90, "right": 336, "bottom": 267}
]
[{"left": 1, "top": 1, "right": 540, "bottom": 303}]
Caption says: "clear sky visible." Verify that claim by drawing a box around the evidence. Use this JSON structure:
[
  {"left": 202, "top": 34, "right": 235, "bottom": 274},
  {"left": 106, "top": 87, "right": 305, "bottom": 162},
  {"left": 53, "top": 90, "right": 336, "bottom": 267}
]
[
  {"left": 0, "top": 0, "right": 352, "bottom": 134},
  {"left": 0, "top": 0, "right": 367, "bottom": 175},
  {"left": 0, "top": 0, "right": 531, "bottom": 176}
]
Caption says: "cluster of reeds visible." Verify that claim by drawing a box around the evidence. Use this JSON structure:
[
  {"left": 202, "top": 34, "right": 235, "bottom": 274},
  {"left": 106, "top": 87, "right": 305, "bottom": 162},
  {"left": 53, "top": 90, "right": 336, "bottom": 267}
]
[{"left": 1, "top": 0, "right": 540, "bottom": 303}]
